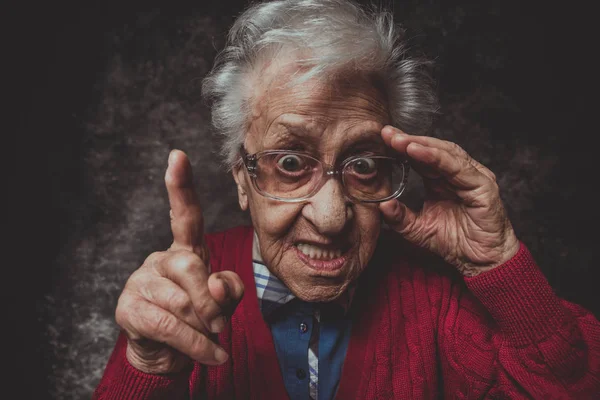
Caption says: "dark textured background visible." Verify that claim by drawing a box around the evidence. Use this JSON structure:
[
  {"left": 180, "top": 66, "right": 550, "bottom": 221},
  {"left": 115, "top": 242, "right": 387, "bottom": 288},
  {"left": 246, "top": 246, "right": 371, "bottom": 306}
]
[{"left": 8, "top": 0, "right": 598, "bottom": 399}]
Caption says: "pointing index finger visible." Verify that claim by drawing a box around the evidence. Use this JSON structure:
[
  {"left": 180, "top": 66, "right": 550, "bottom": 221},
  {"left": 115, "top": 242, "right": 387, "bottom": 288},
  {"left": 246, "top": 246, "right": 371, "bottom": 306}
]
[{"left": 165, "top": 150, "right": 207, "bottom": 260}]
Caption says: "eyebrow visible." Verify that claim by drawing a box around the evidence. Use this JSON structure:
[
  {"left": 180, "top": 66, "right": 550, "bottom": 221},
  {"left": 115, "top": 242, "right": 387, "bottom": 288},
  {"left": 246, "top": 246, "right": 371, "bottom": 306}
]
[
  {"left": 340, "top": 132, "right": 388, "bottom": 156},
  {"left": 345, "top": 130, "right": 383, "bottom": 143},
  {"left": 264, "top": 120, "right": 386, "bottom": 154},
  {"left": 264, "top": 122, "right": 319, "bottom": 149},
  {"left": 280, "top": 122, "right": 320, "bottom": 137}
]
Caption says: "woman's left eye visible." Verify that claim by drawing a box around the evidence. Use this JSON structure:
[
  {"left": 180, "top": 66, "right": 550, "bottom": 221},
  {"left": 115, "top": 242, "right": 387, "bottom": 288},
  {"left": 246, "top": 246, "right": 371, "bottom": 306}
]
[{"left": 350, "top": 157, "right": 377, "bottom": 175}]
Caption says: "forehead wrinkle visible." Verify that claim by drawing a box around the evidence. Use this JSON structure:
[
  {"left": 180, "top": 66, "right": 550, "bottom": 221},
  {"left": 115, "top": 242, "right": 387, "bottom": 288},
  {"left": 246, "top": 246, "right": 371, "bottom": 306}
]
[
  {"left": 342, "top": 129, "right": 384, "bottom": 145},
  {"left": 264, "top": 77, "right": 389, "bottom": 124},
  {"left": 248, "top": 73, "right": 391, "bottom": 155},
  {"left": 319, "top": 126, "right": 386, "bottom": 163},
  {"left": 260, "top": 114, "right": 386, "bottom": 154},
  {"left": 262, "top": 126, "right": 320, "bottom": 150},
  {"left": 290, "top": 99, "right": 388, "bottom": 123},
  {"left": 260, "top": 116, "right": 323, "bottom": 149}
]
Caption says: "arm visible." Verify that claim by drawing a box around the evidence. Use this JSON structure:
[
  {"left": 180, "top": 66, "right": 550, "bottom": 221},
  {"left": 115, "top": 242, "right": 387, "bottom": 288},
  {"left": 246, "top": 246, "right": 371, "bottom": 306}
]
[
  {"left": 438, "top": 243, "right": 599, "bottom": 398},
  {"left": 93, "top": 150, "right": 244, "bottom": 399},
  {"left": 92, "top": 332, "right": 193, "bottom": 400},
  {"left": 378, "top": 126, "right": 599, "bottom": 398}
]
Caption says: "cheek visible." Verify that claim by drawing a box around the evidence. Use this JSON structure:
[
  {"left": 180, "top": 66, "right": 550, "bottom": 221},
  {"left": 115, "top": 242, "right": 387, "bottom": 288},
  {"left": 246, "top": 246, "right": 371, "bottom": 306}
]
[
  {"left": 354, "top": 206, "right": 382, "bottom": 261},
  {"left": 248, "top": 193, "right": 303, "bottom": 243}
]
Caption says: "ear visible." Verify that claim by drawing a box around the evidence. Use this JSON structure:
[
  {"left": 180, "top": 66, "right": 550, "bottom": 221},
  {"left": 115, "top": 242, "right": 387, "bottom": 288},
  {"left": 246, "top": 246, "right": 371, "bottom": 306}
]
[{"left": 232, "top": 165, "right": 249, "bottom": 211}]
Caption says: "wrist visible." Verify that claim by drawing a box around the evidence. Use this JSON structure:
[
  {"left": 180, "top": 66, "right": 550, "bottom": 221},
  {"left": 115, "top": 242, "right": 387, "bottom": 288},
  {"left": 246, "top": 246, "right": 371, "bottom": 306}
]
[
  {"left": 488, "top": 232, "right": 520, "bottom": 268},
  {"left": 461, "top": 233, "right": 520, "bottom": 277},
  {"left": 126, "top": 340, "right": 191, "bottom": 375}
]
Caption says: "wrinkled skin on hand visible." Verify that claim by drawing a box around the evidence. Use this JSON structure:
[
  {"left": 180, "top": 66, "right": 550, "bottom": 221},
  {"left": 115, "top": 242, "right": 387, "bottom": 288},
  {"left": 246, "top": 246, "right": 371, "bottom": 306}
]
[
  {"left": 115, "top": 150, "right": 245, "bottom": 374},
  {"left": 379, "top": 126, "right": 520, "bottom": 277}
]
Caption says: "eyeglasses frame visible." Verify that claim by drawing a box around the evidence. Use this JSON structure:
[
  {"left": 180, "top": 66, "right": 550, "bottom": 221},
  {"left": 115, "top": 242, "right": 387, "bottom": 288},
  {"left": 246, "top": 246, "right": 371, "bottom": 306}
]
[{"left": 238, "top": 147, "right": 410, "bottom": 203}]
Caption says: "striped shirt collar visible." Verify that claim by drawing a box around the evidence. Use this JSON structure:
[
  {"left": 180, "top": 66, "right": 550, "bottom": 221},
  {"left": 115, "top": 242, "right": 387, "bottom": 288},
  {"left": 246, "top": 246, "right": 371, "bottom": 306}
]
[{"left": 252, "top": 232, "right": 355, "bottom": 318}]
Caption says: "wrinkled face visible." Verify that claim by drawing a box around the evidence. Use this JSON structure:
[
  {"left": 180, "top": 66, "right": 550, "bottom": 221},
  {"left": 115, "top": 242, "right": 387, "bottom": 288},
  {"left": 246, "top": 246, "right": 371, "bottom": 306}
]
[{"left": 233, "top": 70, "right": 390, "bottom": 302}]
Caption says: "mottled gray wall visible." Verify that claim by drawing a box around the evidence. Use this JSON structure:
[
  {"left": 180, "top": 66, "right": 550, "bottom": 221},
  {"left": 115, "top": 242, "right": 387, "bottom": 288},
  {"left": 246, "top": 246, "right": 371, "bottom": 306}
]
[{"left": 10, "top": 0, "right": 598, "bottom": 399}]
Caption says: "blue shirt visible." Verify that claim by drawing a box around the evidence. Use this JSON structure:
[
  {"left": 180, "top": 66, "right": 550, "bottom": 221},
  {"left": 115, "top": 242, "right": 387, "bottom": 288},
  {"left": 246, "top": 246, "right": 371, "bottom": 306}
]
[{"left": 252, "top": 254, "right": 354, "bottom": 400}]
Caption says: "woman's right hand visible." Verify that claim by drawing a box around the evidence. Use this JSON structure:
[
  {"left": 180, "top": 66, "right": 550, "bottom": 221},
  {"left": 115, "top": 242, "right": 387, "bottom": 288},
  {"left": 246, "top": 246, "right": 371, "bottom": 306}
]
[{"left": 115, "top": 150, "right": 245, "bottom": 374}]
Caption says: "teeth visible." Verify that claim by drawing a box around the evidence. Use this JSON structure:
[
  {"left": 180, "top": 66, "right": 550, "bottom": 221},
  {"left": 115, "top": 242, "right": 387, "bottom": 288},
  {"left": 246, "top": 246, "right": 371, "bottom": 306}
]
[{"left": 297, "top": 243, "right": 342, "bottom": 260}]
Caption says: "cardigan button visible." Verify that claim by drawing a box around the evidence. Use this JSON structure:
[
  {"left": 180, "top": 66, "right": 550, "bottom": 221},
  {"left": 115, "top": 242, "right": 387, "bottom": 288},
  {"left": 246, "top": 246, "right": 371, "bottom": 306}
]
[
  {"left": 299, "top": 322, "right": 308, "bottom": 333},
  {"left": 296, "top": 368, "right": 306, "bottom": 379}
]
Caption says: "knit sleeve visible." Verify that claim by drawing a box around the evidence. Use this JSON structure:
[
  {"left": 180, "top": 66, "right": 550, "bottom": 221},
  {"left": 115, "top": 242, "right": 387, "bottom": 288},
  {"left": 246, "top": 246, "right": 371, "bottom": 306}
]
[
  {"left": 437, "top": 242, "right": 600, "bottom": 399},
  {"left": 92, "top": 331, "right": 194, "bottom": 400},
  {"left": 91, "top": 228, "right": 250, "bottom": 399}
]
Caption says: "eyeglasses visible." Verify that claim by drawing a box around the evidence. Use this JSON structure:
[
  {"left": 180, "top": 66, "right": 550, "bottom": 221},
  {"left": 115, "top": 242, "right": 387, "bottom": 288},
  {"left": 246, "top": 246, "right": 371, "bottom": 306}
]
[{"left": 239, "top": 147, "right": 410, "bottom": 203}]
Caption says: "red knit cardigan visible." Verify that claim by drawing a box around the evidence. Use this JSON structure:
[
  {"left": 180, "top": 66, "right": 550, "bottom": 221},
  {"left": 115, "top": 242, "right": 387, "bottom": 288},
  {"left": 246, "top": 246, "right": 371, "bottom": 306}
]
[{"left": 94, "top": 226, "right": 600, "bottom": 399}]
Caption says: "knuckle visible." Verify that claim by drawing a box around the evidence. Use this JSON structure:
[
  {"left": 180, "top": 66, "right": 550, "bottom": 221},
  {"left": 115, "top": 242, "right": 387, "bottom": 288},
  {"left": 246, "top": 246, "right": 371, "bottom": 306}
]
[
  {"left": 469, "top": 184, "right": 498, "bottom": 207},
  {"left": 144, "top": 252, "right": 165, "bottom": 269},
  {"left": 189, "top": 333, "right": 213, "bottom": 359},
  {"left": 166, "top": 289, "right": 192, "bottom": 317},
  {"left": 210, "top": 315, "right": 227, "bottom": 333},
  {"left": 126, "top": 269, "right": 150, "bottom": 290},
  {"left": 451, "top": 142, "right": 467, "bottom": 156},
  {"left": 194, "top": 296, "right": 216, "bottom": 319},
  {"left": 169, "top": 251, "right": 203, "bottom": 274},
  {"left": 115, "top": 292, "right": 140, "bottom": 327},
  {"left": 115, "top": 293, "right": 131, "bottom": 320},
  {"left": 428, "top": 146, "right": 440, "bottom": 157},
  {"left": 152, "top": 312, "right": 179, "bottom": 338},
  {"left": 114, "top": 301, "right": 128, "bottom": 327},
  {"left": 460, "top": 157, "right": 472, "bottom": 171}
]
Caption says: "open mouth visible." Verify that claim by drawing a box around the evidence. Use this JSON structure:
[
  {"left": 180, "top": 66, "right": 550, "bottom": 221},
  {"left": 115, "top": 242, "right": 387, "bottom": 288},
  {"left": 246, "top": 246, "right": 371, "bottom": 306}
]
[
  {"left": 294, "top": 242, "right": 350, "bottom": 271},
  {"left": 296, "top": 243, "right": 343, "bottom": 260}
]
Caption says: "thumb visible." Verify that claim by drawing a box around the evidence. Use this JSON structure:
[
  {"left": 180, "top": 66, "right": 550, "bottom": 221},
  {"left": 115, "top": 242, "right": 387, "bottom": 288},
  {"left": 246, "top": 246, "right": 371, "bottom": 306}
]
[
  {"left": 208, "top": 271, "right": 245, "bottom": 306},
  {"left": 379, "top": 200, "right": 419, "bottom": 240},
  {"left": 206, "top": 271, "right": 245, "bottom": 331}
]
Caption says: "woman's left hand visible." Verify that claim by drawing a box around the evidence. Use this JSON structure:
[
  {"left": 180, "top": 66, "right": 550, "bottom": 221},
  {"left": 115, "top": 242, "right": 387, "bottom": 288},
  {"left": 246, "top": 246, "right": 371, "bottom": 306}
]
[{"left": 379, "top": 125, "right": 520, "bottom": 276}]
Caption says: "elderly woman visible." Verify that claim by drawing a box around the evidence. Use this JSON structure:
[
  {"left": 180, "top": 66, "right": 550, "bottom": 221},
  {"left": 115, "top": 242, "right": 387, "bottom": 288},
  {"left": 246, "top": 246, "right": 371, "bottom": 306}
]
[{"left": 94, "top": 0, "right": 599, "bottom": 399}]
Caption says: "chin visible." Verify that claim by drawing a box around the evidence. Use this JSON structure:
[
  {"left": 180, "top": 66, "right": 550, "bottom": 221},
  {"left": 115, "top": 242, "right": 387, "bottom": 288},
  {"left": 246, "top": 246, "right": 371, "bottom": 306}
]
[
  {"left": 267, "top": 241, "right": 366, "bottom": 302},
  {"left": 287, "top": 276, "right": 351, "bottom": 303}
]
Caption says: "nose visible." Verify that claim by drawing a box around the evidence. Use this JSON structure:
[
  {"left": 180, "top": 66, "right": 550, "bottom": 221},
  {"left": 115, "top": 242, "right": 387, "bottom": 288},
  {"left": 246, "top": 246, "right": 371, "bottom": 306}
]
[{"left": 302, "top": 178, "right": 353, "bottom": 236}]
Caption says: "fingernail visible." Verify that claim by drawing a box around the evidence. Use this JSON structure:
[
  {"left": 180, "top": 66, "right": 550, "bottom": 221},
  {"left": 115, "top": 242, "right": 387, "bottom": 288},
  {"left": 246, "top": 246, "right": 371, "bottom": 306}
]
[
  {"left": 391, "top": 134, "right": 406, "bottom": 146},
  {"left": 395, "top": 201, "right": 405, "bottom": 219},
  {"left": 210, "top": 316, "right": 227, "bottom": 333},
  {"left": 168, "top": 150, "right": 176, "bottom": 166},
  {"left": 386, "top": 199, "right": 399, "bottom": 215},
  {"left": 219, "top": 278, "right": 230, "bottom": 299},
  {"left": 214, "top": 347, "right": 229, "bottom": 364}
]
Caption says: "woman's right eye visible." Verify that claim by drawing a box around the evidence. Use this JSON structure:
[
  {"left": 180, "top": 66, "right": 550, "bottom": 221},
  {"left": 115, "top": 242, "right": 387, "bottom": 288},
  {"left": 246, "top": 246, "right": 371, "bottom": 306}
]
[{"left": 277, "top": 154, "right": 305, "bottom": 172}]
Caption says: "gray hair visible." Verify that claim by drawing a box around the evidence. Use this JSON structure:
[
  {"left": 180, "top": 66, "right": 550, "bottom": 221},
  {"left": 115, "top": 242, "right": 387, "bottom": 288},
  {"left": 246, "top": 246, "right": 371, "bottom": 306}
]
[{"left": 201, "top": 0, "right": 439, "bottom": 168}]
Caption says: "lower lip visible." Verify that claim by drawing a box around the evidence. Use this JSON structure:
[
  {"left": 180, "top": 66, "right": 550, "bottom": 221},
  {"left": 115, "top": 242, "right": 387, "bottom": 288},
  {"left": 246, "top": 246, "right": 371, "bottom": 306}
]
[{"left": 294, "top": 246, "right": 347, "bottom": 272}]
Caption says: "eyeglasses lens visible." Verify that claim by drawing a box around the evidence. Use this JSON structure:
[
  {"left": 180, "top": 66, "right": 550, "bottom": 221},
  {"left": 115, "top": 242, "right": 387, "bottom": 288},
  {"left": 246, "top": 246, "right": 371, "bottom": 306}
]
[{"left": 253, "top": 152, "right": 405, "bottom": 201}]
